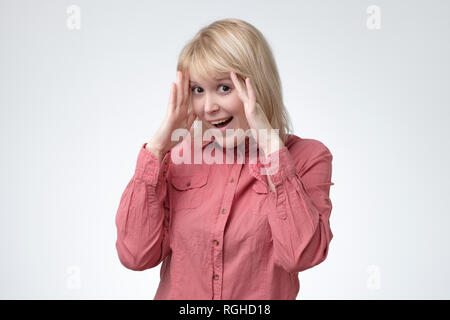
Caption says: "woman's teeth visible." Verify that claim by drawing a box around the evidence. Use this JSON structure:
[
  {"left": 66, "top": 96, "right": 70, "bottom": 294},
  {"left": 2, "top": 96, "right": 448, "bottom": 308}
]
[{"left": 212, "top": 117, "right": 233, "bottom": 128}]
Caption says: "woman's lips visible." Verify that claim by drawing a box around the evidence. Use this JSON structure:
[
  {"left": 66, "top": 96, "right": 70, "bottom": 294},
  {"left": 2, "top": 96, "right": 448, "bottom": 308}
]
[{"left": 212, "top": 116, "right": 233, "bottom": 132}]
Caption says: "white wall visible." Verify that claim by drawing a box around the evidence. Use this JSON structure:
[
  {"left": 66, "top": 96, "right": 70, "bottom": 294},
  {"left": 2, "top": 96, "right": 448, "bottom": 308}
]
[{"left": 1, "top": 0, "right": 449, "bottom": 299}]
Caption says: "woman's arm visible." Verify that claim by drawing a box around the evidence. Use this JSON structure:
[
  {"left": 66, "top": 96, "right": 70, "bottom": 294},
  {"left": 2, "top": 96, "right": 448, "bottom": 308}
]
[
  {"left": 255, "top": 139, "right": 334, "bottom": 273},
  {"left": 115, "top": 143, "right": 171, "bottom": 271}
]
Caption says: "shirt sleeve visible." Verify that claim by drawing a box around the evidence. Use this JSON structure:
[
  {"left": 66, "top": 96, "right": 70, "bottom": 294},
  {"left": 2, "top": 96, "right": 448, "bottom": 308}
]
[
  {"left": 115, "top": 143, "right": 172, "bottom": 271},
  {"left": 254, "top": 140, "right": 334, "bottom": 273}
]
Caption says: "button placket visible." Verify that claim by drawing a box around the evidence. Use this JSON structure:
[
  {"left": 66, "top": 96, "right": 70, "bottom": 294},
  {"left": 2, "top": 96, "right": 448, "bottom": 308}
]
[
  {"left": 211, "top": 164, "right": 244, "bottom": 300},
  {"left": 162, "top": 157, "right": 169, "bottom": 177}
]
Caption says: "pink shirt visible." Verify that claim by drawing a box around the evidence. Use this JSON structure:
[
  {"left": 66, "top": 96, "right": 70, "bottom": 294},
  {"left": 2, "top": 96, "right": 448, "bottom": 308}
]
[{"left": 115, "top": 133, "right": 334, "bottom": 299}]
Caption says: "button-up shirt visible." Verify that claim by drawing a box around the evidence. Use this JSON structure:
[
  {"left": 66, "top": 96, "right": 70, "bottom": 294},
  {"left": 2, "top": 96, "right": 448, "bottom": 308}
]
[{"left": 115, "top": 133, "right": 334, "bottom": 299}]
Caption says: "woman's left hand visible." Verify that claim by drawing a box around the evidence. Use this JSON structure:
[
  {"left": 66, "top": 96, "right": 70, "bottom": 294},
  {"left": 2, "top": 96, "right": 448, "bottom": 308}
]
[
  {"left": 230, "top": 71, "right": 284, "bottom": 155},
  {"left": 229, "top": 71, "right": 269, "bottom": 130}
]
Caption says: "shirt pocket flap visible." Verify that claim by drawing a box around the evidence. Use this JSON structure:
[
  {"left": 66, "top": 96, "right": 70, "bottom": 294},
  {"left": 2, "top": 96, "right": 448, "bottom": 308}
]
[
  {"left": 171, "top": 174, "right": 208, "bottom": 191},
  {"left": 252, "top": 180, "right": 268, "bottom": 194}
]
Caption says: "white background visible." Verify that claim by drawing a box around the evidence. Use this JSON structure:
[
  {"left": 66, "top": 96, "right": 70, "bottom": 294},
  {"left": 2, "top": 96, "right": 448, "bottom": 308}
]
[{"left": 1, "top": 0, "right": 449, "bottom": 299}]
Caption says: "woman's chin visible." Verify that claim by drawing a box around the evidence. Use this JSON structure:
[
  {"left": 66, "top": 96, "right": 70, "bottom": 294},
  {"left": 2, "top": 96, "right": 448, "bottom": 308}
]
[{"left": 214, "top": 135, "right": 246, "bottom": 149}]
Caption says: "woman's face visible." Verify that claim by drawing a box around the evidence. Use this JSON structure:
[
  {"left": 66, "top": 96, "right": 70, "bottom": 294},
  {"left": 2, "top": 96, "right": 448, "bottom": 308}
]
[{"left": 189, "top": 72, "right": 250, "bottom": 149}]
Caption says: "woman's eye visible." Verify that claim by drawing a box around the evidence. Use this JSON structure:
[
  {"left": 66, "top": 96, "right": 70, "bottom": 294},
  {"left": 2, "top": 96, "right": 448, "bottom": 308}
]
[
  {"left": 191, "top": 85, "right": 231, "bottom": 94},
  {"left": 220, "top": 85, "right": 231, "bottom": 93},
  {"left": 191, "top": 86, "right": 202, "bottom": 94}
]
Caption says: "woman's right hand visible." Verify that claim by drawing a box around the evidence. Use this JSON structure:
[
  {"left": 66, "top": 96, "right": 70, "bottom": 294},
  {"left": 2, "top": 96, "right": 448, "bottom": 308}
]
[{"left": 146, "top": 69, "right": 196, "bottom": 158}]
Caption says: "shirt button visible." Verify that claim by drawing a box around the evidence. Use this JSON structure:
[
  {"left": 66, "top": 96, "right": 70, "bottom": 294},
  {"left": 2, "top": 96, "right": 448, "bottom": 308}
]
[
  {"left": 221, "top": 208, "right": 226, "bottom": 214},
  {"left": 186, "top": 181, "right": 191, "bottom": 187},
  {"left": 213, "top": 274, "right": 219, "bottom": 280},
  {"left": 324, "top": 198, "right": 330, "bottom": 204},
  {"left": 213, "top": 240, "right": 219, "bottom": 246},
  {"left": 229, "top": 177, "right": 234, "bottom": 183}
]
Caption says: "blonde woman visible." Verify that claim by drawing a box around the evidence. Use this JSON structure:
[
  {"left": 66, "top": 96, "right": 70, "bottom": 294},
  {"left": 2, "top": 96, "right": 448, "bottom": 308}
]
[{"left": 115, "top": 18, "right": 334, "bottom": 300}]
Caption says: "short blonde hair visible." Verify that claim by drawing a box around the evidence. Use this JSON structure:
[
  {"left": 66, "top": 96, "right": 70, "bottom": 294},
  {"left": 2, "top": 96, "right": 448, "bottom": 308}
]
[{"left": 177, "top": 18, "right": 293, "bottom": 144}]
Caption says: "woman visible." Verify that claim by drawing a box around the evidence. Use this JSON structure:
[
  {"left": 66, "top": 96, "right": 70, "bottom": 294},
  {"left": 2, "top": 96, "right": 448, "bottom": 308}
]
[{"left": 115, "top": 18, "right": 334, "bottom": 300}]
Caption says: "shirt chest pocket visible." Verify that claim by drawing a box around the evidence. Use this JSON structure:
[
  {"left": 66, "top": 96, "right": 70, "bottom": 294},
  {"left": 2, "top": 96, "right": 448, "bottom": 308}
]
[
  {"left": 250, "top": 179, "right": 271, "bottom": 216},
  {"left": 169, "top": 172, "right": 209, "bottom": 211}
]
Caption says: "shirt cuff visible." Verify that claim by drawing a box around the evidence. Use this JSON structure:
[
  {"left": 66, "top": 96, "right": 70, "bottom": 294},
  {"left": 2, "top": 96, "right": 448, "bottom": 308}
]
[
  {"left": 256, "top": 146, "right": 297, "bottom": 186},
  {"left": 134, "top": 143, "right": 166, "bottom": 184}
]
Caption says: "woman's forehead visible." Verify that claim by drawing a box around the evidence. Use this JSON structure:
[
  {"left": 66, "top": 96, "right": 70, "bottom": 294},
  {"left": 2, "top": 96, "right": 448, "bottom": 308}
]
[{"left": 189, "top": 71, "right": 230, "bottom": 83}]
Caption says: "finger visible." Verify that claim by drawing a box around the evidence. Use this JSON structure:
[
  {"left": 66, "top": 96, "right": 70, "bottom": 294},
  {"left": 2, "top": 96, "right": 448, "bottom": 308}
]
[
  {"left": 186, "top": 109, "right": 196, "bottom": 130},
  {"left": 176, "top": 71, "right": 183, "bottom": 110},
  {"left": 183, "top": 69, "right": 190, "bottom": 110},
  {"left": 183, "top": 68, "right": 190, "bottom": 106},
  {"left": 230, "top": 71, "right": 248, "bottom": 102},
  {"left": 168, "top": 82, "right": 176, "bottom": 113},
  {"left": 246, "top": 77, "right": 256, "bottom": 105},
  {"left": 230, "top": 71, "right": 244, "bottom": 95}
]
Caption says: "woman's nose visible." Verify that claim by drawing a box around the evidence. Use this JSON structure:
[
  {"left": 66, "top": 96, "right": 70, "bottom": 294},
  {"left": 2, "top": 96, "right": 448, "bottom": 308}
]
[{"left": 204, "top": 95, "right": 220, "bottom": 114}]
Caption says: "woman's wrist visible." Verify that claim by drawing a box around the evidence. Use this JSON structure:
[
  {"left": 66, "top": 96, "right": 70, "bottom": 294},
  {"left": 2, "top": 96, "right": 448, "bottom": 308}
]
[{"left": 145, "top": 141, "right": 167, "bottom": 161}]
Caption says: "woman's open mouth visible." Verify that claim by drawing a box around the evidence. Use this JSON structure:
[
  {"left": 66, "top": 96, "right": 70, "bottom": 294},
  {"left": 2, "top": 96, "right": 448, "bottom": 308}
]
[{"left": 211, "top": 116, "right": 233, "bottom": 128}]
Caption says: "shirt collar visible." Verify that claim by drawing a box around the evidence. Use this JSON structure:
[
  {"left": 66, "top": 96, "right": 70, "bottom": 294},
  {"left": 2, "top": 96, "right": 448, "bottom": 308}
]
[{"left": 200, "top": 135, "right": 259, "bottom": 157}]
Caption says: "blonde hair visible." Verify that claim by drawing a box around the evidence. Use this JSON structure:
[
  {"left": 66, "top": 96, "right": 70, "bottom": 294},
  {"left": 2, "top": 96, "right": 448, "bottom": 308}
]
[{"left": 176, "top": 18, "right": 293, "bottom": 144}]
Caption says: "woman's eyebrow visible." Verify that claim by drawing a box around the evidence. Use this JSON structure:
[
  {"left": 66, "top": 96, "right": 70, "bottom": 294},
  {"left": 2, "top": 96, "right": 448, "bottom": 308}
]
[
  {"left": 189, "top": 77, "right": 231, "bottom": 85},
  {"left": 214, "top": 76, "right": 231, "bottom": 80}
]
